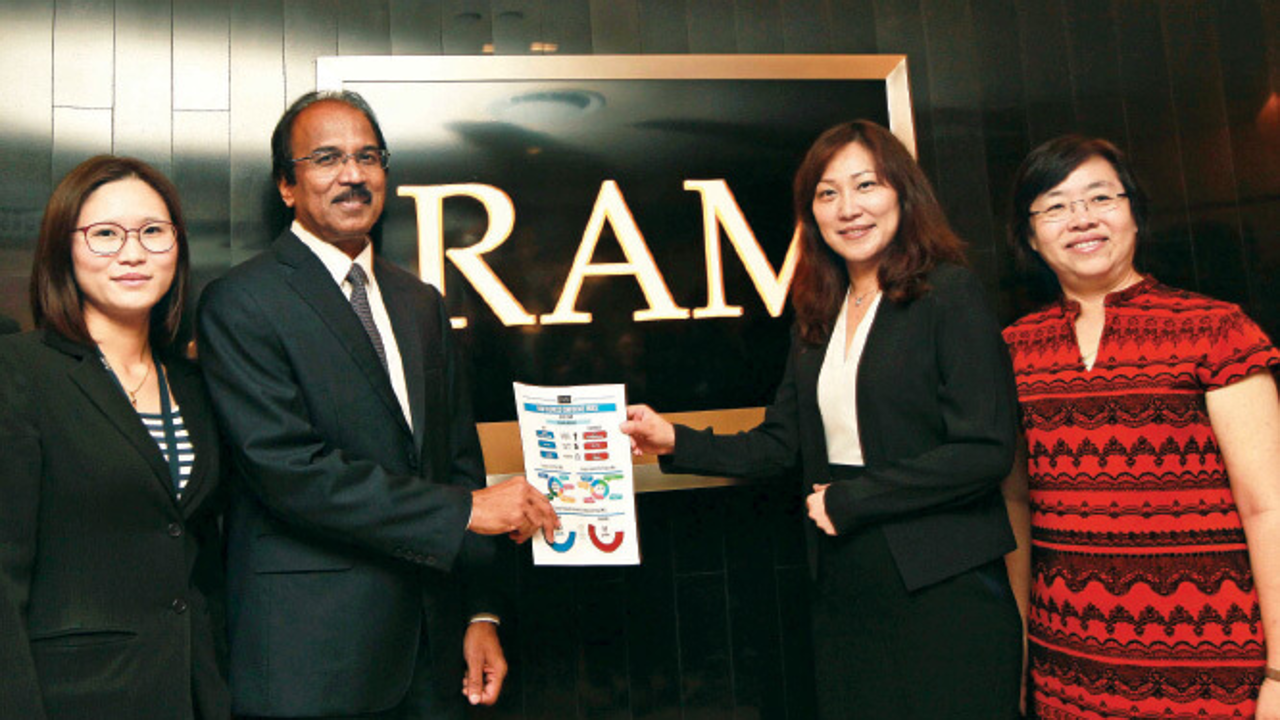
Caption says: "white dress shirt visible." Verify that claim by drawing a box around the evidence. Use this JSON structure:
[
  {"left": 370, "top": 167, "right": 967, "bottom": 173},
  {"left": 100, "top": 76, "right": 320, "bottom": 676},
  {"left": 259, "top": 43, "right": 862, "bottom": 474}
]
[
  {"left": 817, "top": 291, "right": 882, "bottom": 466},
  {"left": 293, "top": 221, "right": 413, "bottom": 430}
]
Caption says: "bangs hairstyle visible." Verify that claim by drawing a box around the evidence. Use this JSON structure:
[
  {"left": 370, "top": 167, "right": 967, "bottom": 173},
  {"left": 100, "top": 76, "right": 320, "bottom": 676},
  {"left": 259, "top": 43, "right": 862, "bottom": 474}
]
[
  {"left": 30, "top": 155, "right": 190, "bottom": 350},
  {"left": 1008, "top": 135, "right": 1149, "bottom": 265},
  {"left": 790, "top": 120, "right": 966, "bottom": 345},
  {"left": 271, "top": 89, "right": 387, "bottom": 186}
]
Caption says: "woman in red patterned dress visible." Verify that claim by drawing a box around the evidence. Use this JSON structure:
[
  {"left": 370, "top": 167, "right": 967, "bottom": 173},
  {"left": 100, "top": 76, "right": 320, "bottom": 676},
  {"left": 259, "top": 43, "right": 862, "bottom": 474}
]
[{"left": 1003, "top": 135, "right": 1280, "bottom": 719}]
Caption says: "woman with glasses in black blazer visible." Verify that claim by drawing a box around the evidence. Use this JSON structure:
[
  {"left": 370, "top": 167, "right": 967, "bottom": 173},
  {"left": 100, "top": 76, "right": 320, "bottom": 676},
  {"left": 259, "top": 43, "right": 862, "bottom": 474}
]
[{"left": 0, "top": 155, "right": 228, "bottom": 720}]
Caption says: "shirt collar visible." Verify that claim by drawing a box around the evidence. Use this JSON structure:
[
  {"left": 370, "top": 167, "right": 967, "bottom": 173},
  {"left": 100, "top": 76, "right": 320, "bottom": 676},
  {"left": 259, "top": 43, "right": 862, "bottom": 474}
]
[
  {"left": 291, "top": 220, "right": 375, "bottom": 287},
  {"left": 1059, "top": 273, "right": 1157, "bottom": 318}
]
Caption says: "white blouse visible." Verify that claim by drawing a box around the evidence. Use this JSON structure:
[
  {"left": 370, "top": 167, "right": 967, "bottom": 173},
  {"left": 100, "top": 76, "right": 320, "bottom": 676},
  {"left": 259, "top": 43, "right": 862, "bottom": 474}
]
[{"left": 817, "top": 291, "right": 882, "bottom": 465}]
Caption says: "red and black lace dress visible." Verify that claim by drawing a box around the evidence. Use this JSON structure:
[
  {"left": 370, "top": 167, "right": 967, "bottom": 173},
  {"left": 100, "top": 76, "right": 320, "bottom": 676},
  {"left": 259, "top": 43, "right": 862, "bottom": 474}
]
[{"left": 1003, "top": 277, "right": 1280, "bottom": 719}]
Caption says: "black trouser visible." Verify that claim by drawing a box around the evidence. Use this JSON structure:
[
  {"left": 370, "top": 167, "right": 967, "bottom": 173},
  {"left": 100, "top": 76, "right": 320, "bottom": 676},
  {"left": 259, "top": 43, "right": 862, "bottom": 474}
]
[{"left": 237, "top": 622, "right": 463, "bottom": 720}]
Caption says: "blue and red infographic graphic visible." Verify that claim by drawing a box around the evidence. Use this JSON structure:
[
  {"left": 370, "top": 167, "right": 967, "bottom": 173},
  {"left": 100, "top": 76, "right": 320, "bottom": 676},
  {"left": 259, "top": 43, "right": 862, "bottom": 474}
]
[{"left": 514, "top": 383, "right": 639, "bottom": 566}]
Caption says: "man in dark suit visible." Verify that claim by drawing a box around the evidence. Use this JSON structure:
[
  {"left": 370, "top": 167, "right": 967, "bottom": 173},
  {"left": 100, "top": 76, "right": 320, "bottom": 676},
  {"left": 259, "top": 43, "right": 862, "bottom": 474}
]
[{"left": 197, "top": 90, "right": 557, "bottom": 719}]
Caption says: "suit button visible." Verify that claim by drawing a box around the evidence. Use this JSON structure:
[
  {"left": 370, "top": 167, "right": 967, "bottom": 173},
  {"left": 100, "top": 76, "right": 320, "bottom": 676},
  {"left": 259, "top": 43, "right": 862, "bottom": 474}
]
[
  {"left": 167, "top": 523, "right": 182, "bottom": 537},
  {"left": 171, "top": 598, "right": 188, "bottom": 614}
]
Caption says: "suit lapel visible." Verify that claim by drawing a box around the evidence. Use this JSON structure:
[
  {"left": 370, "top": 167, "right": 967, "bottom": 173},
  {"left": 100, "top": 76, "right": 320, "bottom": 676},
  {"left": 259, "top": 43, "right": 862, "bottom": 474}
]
[
  {"left": 377, "top": 259, "right": 427, "bottom": 450},
  {"left": 795, "top": 334, "right": 824, "bottom": 406},
  {"left": 851, "top": 296, "right": 901, "bottom": 467},
  {"left": 794, "top": 333, "right": 830, "bottom": 482},
  {"left": 273, "top": 232, "right": 412, "bottom": 438},
  {"left": 50, "top": 333, "right": 178, "bottom": 503},
  {"left": 166, "top": 359, "right": 215, "bottom": 513}
]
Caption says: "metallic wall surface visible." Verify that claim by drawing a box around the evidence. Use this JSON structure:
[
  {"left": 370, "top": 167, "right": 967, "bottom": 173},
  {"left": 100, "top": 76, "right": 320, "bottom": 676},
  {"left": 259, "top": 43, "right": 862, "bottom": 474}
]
[
  {"left": 4, "top": 1, "right": 1279, "bottom": 342},
  {"left": 3, "top": 2, "right": 1280, "bottom": 719}
]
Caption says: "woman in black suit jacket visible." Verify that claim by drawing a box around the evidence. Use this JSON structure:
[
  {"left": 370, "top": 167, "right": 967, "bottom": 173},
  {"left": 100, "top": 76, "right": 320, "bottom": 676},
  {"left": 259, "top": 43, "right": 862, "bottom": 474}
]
[
  {"left": 0, "top": 156, "right": 229, "bottom": 720},
  {"left": 624, "top": 121, "right": 1023, "bottom": 719}
]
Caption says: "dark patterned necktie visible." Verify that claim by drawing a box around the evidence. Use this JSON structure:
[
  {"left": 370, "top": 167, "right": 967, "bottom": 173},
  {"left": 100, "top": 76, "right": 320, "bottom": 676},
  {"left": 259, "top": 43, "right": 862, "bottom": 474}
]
[{"left": 346, "top": 263, "right": 387, "bottom": 371}]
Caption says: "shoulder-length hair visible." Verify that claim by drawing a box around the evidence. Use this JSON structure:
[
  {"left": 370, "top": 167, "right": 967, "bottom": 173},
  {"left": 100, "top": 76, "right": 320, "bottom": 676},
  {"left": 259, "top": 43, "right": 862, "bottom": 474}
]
[
  {"left": 30, "top": 155, "right": 190, "bottom": 350},
  {"left": 1007, "top": 135, "right": 1149, "bottom": 265},
  {"left": 791, "top": 120, "right": 966, "bottom": 345}
]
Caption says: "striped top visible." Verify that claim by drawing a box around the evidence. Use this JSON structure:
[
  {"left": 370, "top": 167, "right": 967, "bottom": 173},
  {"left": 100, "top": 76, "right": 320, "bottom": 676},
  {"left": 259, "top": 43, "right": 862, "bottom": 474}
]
[{"left": 140, "top": 404, "right": 193, "bottom": 498}]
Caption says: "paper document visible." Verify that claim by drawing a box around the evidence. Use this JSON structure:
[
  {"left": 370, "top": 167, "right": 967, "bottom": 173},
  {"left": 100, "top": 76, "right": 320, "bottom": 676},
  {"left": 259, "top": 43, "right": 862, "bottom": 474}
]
[{"left": 513, "top": 382, "right": 640, "bottom": 566}]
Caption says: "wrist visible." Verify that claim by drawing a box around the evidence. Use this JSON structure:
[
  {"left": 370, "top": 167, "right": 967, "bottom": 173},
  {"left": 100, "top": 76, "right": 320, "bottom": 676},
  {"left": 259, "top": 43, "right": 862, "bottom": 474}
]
[{"left": 1266, "top": 666, "right": 1280, "bottom": 683}]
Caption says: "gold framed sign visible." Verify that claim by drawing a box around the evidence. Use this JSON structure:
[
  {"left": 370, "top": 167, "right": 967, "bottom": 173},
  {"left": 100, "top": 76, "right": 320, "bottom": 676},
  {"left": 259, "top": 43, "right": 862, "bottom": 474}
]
[{"left": 316, "top": 54, "right": 913, "bottom": 476}]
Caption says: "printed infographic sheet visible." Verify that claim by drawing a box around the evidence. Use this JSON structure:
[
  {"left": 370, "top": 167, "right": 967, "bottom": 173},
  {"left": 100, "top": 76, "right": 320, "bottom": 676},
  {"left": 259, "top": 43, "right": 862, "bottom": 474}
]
[{"left": 513, "top": 382, "right": 639, "bottom": 566}]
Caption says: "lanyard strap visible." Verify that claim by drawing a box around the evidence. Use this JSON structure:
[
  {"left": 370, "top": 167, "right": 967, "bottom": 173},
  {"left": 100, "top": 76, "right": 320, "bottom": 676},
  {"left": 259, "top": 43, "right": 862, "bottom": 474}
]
[
  {"left": 153, "top": 357, "right": 181, "bottom": 492},
  {"left": 99, "top": 350, "right": 182, "bottom": 493}
]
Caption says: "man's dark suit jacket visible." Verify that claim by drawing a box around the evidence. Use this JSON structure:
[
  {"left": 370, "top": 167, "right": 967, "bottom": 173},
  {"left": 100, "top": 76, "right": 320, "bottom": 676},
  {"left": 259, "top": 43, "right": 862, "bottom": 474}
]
[
  {"left": 0, "top": 330, "right": 228, "bottom": 720},
  {"left": 664, "top": 263, "right": 1019, "bottom": 591},
  {"left": 196, "top": 231, "right": 497, "bottom": 717}
]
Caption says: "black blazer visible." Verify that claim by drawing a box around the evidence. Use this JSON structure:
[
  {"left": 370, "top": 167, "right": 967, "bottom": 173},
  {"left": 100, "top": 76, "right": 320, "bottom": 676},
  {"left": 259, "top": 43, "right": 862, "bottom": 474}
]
[
  {"left": 0, "top": 330, "right": 228, "bottom": 720},
  {"left": 196, "top": 231, "right": 496, "bottom": 717},
  {"left": 664, "top": 263, "right": 1019, "bottom": 591}
]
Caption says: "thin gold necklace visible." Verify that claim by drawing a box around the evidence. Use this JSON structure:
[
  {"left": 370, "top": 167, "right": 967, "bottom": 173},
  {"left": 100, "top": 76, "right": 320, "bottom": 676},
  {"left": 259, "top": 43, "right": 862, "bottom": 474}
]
[
  {"left": 102, "top": 355, "right": 152, "bottom": 407},
  {"left": 851, "top": 287, "right": 878, "bottom": 307}
]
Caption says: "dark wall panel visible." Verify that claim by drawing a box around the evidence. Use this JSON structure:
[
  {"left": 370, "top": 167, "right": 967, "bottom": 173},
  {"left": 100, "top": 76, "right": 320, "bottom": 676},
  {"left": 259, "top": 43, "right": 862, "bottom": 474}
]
[
  {"left": 823, "top": 0, "right": 878, "bottom": 54},
  {"left": 389, "top": 0, "right": 444, "bottom": 54},
  {"left": 919, "top": 0, "right": 999, "bottom": 284},
  {"left": 443, "top": 0, "right": 495, "bottom": 54},
  {"left": 493, "top": 0, "right": 543, "bottom": 55},
  {"left": 971, "top": 0, "right": 1028, "bottom": 318},
  {"left": 590, "top": 0, "right": 642, "bottom": 53},
  {"left": 284, "top": 0, "right": 339, "bottom": 103},
  {"left": 1113, "top": 1, "right": 1194, "bottom": 294},
  {"left": 229, "top": 0, "right": 285, "bottom": 264},
  {"left": 1015, "top": 1, "right": 1077, "bottom": 142},
  {"left": 871, "top": 0, "right": 934, "bottom": 174},
  {"left": 542, "top": 0, "right": 593, "bottom": 54},
  {"left": 338, "top": 0, "right": 392, "bottom": 55},
  {"left": 779, "top": 0, "right": 831, "bottom": 53},
  {"left": 175, "top": 110, "right": 232, "bottom": 294},
  {"left": 1230, "top": 1, "right": 1280, "bottom": 335},
  {"left": 5, "top": 2, "right": 1280, "bottom": 718},
  {"left": 734, "top": 0, "right": 784, "bottom": 54},
  {"left": 1164, "top": 1, "right": 1251, "bottom": 307},
  {"left": 638, "top": 0, "right": 690, "bottom": 53},
  {"left": 0, "top": 2, "right": 53, "bottom": 326},
  {"left": 686, "top": 0, "right": 737, "bottom": 53}
]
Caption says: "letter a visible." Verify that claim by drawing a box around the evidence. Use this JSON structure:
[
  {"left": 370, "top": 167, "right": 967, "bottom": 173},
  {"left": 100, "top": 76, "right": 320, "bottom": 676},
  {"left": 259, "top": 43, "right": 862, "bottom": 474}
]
[{"left": 541, "top": 181, "right": 688, "bottom": 324}]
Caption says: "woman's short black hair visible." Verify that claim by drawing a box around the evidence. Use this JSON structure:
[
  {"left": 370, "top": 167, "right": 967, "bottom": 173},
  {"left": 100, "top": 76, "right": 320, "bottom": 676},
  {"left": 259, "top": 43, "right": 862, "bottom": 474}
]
[{"left": 1008, "top": 135, "right": 1149, "bottom": 264}]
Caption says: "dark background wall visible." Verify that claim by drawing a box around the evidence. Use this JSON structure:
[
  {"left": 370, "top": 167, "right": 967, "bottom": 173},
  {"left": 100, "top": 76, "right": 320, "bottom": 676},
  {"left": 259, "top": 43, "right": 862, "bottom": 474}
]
[{"left": 2, "top": 1, "right": 1279, "bottom": 718}]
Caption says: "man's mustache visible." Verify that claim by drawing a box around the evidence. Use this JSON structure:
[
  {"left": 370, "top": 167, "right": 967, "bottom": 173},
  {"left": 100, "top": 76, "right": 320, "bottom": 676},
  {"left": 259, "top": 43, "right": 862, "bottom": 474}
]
[{"left": 332, "top": 186, "right": 373, "bottom": 204}]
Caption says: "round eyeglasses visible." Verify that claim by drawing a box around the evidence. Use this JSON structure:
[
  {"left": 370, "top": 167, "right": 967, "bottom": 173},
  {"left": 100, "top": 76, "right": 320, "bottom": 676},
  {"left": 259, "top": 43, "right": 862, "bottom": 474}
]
[
  {"left": 1028, "top": 193, "right": 1129, "bottom": 224},
  {"left": 76, "top": 221, "right": 178, "bottom": 256}
]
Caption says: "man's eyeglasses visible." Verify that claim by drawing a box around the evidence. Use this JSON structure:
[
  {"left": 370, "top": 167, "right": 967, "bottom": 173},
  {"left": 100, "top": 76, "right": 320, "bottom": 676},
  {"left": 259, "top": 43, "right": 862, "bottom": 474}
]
[
  {"left": 76, "top": 221, "right": 178, "bottom": 256},
  {"left": 1029, "top": 193, "right": 1128, "bottom": 224},
  {"left": 291, "top": 149, "right": 390, "bottom": 176}
]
